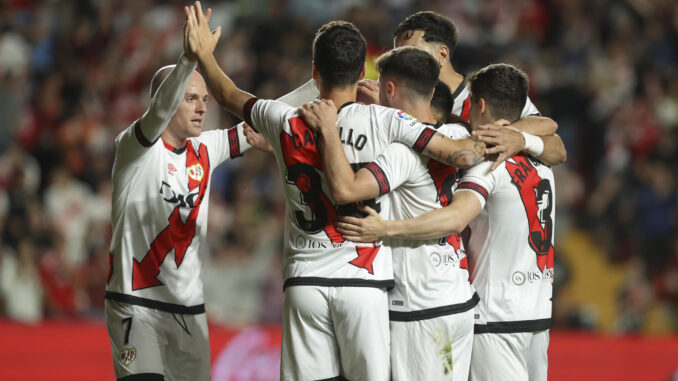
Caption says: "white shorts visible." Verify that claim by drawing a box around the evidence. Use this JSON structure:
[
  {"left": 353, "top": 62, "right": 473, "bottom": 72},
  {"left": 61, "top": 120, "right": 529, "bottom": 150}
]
[
  {"left": 281, "top": 286, "right": 390, "bottom": 381},
  {"left": 105, "top": 300, "right": 211, "bottom": 381},
  {"left": 470, "top": 330, "right": 549, "bottom": 381},
  {"left": 390, "top": 308, "right": 474, "bottom": 381}
]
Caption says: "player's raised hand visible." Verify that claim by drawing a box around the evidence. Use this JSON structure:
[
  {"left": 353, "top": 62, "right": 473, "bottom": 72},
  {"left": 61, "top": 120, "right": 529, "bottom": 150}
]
[
  {"left": 299, "top": 99, "right": 337, "bottom": 132},
  {"left": 472, "top": 122, "right": 525, "bottom": 171},
  {"left": 337, "top": 206, "right": 385, "bottom": 242},
  {"left": 243, "top": 123, "right": 273, "bottom": 153},
  {"left": 357, "top": 79, "right": 379, "bottom": 105},
  {"left": 184, "top": 1, "right": 221, "bottom": 61}
]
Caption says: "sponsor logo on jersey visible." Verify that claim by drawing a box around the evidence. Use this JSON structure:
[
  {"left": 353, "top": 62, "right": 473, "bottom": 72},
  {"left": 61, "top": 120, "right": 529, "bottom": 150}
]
[
  {"left": 396, "top": 110, "right": 414, "bottom": 121},
  {"left": 292, "top": 234, "right": 376, "bottom": 250},
  {"left": 187, "top": 163, "right": 204, "bottom": 182},
  {"left": 429, "top": 250, "right": 466, "bottom": 268},
  {"left": 511, "top": 267, "right": 554, "bottom": 286},
  {"left": 159, "top": 181, "right": 201, "bottom": 209},
  {"left": 119, "top": 347, "right": 137, "bottom": 366}
]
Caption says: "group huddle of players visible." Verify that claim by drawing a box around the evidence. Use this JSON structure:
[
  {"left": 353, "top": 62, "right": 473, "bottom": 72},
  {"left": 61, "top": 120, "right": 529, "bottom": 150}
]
[{"left": 104, "top": 2, "right": 566, "bottom": 380}]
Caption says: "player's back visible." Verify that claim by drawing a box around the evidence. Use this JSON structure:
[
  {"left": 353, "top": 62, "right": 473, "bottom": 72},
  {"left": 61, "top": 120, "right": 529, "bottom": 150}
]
[
  {"left": 377, "top": 123, "right": 477, "bottom": 315},
  {"left": 248, "top": 100, "right": 433, "bottom": 289},
  {"left": 459, "top": 154, "right": 555, "bottom": 330}
]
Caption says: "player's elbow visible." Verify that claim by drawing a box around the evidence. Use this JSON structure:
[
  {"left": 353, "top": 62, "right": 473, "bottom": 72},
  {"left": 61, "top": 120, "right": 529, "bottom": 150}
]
[
  {"left": 544, "top": 117, "right": 558, "bottom": 135},
  {"left": 446, "top": 220, "right": 465, "bottom": 236},
  {"left": 331, "top": 187, "right": 356, "bottom": 205},
  {"left": 558, "top": 148, "right": 567, "bottom": 164}
]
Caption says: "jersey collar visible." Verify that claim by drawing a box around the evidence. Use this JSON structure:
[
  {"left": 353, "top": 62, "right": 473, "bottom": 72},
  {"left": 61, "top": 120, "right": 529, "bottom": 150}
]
[
  {"left": 423, "top": 121, "right": 444, "bottom": 129},
  {"left": 450, "top": 75, "right": 467, "bottom": 100},
  {"left": 163, "top": 140, "right": 187, "bottom": 154},
  {"left": 338, "top": 101, "right": 355, "bottom": 112}
]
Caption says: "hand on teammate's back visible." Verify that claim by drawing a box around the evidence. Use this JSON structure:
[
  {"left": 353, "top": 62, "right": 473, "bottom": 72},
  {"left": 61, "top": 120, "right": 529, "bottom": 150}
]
[
  {"left": 357, "top": 79, "right": 379, "bottom": 105},
  {"left": 473, "top": 123, "right": 525, "bottom": 170},
  {"left": 336, "top": 206, "right": 386, "bottom": 242},
  {"left": 299, "top": 99, "right": 338, "bottom": 132},
  {"left": 184, "top": 1, "right": 221, "bottom": 61},
  {"left": 243, "top": 124, "right": 273, "bottom": 153}
]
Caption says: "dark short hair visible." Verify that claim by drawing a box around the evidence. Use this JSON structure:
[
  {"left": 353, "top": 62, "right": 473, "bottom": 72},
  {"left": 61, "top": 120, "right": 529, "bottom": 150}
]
[
  {"left": 468, "top": 63, "right": 528, "bottom": 122},
  {"left": 430, "top": 81, "right": 453, "bottom": 121},
  {"left": 375, "top": 46, "right": 440, "bottom": 98},
  {"left": 394, "top": 11, "right": 458, "bottom": 62},
  {"left": 313, "top": 21, "right": 366, "bottom": 88},
  {"left": 150, "top": 65, "right": 175, "bottom": 98}
]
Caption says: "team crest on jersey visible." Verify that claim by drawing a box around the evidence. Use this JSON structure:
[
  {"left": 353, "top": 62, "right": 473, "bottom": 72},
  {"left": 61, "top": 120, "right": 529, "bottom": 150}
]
[
  {"left": 187, "top": 163, "right": 204, "bottom": 182},
  {"left": 119, "top": 347, "right": 137, "bottom": 365},
  {"left": 396, "top": 110, "right": 414, "bottom": 121}
]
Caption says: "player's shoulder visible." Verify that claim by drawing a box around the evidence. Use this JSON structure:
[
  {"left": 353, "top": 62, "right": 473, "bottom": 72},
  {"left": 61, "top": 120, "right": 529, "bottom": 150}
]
[
  {"left": 437, "top": 122, "right": 471, "bottom": 139},
  {"left": 344, "top": 103, "right": 410, "bottom": 119},
  {"left": 258, "top": 98, "right": 296, "bottom": 111}
]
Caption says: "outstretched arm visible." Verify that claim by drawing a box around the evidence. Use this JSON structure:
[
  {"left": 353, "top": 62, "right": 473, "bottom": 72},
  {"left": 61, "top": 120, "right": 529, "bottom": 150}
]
[
  {"left": 185, "top": 2, "right": 253, "bottom": 120},
  {"left": 337, "top": 190, "right": 483, "bottom": 242},
  {"left": 137, "top": 8, "right": 207, "bottom": 145},
  {"left": 137, "top": 54, "right": 197, "bottom": 144}
]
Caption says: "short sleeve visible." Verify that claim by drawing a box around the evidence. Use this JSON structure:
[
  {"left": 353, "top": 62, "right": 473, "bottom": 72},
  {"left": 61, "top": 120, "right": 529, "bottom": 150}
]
[
  {"left": 384, "top": 109, "right": 436, "bottom": 152},
  {"left": 370, "top": 143, "right": 423, "bottom": 195},
  {"left": 193, "top": 123, "right": 253, "bottom": 167},
  {"left": 455, "top": 161, "right": 496, "bottom": 209},
  {"left": 246, "top": 99, "right": 294, "bottom": 141},
  {"left": 521, "top": 96, "right": 541, "bottom": 117},
  {"left": 276, "top": 79, "right": 319, "bottom": 107}
]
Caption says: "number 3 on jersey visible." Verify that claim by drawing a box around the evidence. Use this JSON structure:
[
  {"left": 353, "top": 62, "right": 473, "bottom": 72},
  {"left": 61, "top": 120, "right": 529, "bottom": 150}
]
[
  {"left": 280, "top": 117, "right": 380, "bottom": 274},
  {"left": 505, "top": 156, "right": 554, "bottom": 271}
]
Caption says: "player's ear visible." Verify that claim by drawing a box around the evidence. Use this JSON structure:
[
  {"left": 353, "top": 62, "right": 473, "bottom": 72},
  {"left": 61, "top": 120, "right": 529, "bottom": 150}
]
[
  {"left": 438, "top": 45, "right": 449, "bottom": 67},
  {"left": 359, "top": 64, "right": 366, "bottom": 80},
  {"left": 387, "top": 80, "right": 396, "bottom": 99},
  {"left": 479, "top": 97, "right": 488, "bottom": 115}
]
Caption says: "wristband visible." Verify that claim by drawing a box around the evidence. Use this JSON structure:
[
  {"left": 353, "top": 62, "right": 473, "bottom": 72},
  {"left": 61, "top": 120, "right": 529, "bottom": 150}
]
[{"left": 520, "top": 132, "right": 544, "bottom": 156}]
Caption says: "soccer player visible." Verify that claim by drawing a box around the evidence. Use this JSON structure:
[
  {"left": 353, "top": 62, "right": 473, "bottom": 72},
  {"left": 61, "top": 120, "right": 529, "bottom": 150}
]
[
  {"left": 301, "top": 46, "right": 478, "bottom": 381},
  {"left": 104, "top": 7, "right": 317, "bottom": 379},
  {"left": 183, "top": 2, "right": 495, "bottom": 379},
  {"left": 393, "top": 11, "right": 557, "bottom": 135},
  {"left": 334, "top": 63, "right": 559, "bottom": 381},
  {"left": 300, "top": 49, "right": 565, "bottom": 381}
]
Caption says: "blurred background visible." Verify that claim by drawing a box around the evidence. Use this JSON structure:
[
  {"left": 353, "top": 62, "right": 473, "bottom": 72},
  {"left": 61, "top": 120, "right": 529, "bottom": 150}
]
[{"left": 0, "top": 0, "right": 676, "bottom": 379}]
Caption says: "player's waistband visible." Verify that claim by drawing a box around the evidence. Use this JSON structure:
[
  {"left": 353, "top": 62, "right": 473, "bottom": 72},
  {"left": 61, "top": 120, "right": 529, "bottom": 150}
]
[
  {"left": 389, "top": 292, "right": 479, "bottom": 322},
  {"left": 283, "top": 277, "right": 395, "bottom": 291},
  {"left": 474, "top": 318, "right": 551, "bottom": 334},
  {"left": 105, "top": 291, "right": 205, "bottom": 315}
]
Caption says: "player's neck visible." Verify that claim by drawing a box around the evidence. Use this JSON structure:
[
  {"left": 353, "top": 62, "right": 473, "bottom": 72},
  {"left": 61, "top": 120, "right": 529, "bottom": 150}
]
[
  {"left": 161, "top": 130, "right": 187, "bottom": 150},
  {"left": 319, "top": 84, "right": 358, "bottom": 110},
  {"left": 440, "top": 65, "right": 464, "bottom": 93}
]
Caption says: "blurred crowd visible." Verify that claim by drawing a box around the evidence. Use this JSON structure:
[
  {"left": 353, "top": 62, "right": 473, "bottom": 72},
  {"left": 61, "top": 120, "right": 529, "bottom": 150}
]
[{"left": 0, "top": 0, "right": 676, "bottom": 332}]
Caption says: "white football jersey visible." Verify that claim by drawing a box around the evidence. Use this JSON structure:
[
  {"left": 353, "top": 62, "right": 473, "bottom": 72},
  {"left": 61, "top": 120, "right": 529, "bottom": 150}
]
[
  {"left": 370, "top": 123, "right": 478, "bottom": 318},
  {"left": 451, "top": 81, "right": 540, "bottom": 121},
  {"left": 456, "top": 154, "right": 555, "bottom": 332},
  {"left": 106, "top": 122, "right": 251, "bottom": 310},
  {"left": 247, "top": 100, "right": 436, "bottom": 288}
]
